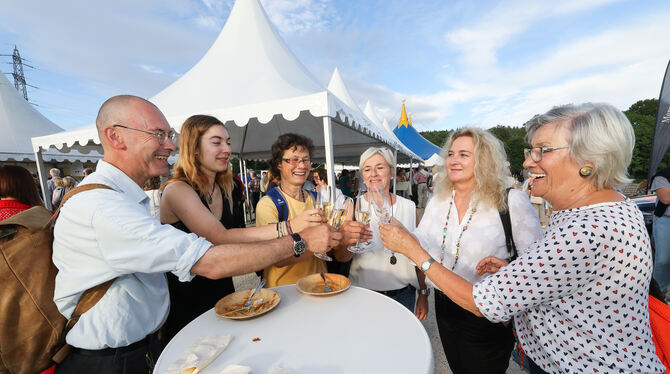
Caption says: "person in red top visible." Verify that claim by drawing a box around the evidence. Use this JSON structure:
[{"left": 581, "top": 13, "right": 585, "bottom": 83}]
[{"left": 0, "top": 165, "right": 44, "bottom": 221}]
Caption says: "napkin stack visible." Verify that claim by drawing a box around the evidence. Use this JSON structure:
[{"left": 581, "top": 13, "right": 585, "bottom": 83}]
[{"left": 166, "top": 335, "right": 233, "bottom": 374}]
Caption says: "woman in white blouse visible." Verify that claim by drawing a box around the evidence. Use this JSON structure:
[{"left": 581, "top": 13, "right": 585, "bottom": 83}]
[
  {"left": 336, "top": 147, "right": 429, "bottom": 320},
  {"left": 396, "top": 127, "right": 542, "bottom": 373},
  {"left": 381, "top": 104, "right": 666, "bottom": 374}
]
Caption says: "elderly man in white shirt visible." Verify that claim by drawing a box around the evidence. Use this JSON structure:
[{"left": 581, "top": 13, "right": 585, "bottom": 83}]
[{"left": 52, "top": 95, "right": 340, "bottom": 374}]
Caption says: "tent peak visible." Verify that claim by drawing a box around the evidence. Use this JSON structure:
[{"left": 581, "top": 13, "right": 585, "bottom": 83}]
[{"left": 398, "top": 101, "right": 410, "bottom": 128}]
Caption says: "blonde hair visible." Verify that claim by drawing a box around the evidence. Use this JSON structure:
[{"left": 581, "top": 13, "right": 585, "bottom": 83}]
[
  {"left": 53, "top": 177, "right": 64, "bottom": 188},
  {"left": 164, "top": 115, "right": 234, "bottom": 212},
  {"left": 436, "top": 127, "right": 512, "bottom": 211},
  {"left": 63, "top": 176, "right": 76, "bottom": 189}
]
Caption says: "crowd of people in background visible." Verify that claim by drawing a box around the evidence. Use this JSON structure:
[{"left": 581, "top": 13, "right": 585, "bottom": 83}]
[{"left": 1, "top": 95, "right": 668, "bottom": 374}]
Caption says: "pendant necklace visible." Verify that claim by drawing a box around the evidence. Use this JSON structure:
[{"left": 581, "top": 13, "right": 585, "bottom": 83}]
[
  {"left": 440, "top": 194, "right": 477, "bottom": 270},
  {"left": 389, "top": 195, "right": 397, "bottom": 265},
  {"left": 207, "top": 182, "right": 216, "bottom": 205}
]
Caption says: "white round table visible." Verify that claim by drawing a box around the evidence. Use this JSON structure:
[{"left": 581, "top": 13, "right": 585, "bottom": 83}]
[{"left": 154, "top": 285, "right": 434, "bottom": 373}]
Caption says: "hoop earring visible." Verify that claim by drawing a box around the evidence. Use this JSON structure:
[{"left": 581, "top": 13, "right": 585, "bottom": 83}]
[{"left": 579, "top": 167, "right": 593, "bottom": 177}]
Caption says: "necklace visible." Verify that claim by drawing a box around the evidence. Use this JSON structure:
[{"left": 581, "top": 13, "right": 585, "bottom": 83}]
[
  {"left": 207, "top": 182, "right": 216, "bottom": 205},
  {"left": 279, "top": 185, "right": 304, "bottom": 202},
  {"left": 388, "top": 195, "right": 397, "bottom": 265},
  {"left": 440, "top": 195, "right": 477, "bottom": 270},
  {"left": 561, "top": 190, "right": 598, "bottom": 210}
]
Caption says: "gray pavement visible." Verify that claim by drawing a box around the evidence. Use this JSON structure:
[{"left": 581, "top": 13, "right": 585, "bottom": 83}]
[{"left": 233, "top": 273, "right": 525, "bottom": 374}]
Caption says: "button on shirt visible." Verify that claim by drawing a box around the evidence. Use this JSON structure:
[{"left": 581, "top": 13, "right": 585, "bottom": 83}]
[{"left": 53, "top": 161, "right": 212, "bottom": 349}]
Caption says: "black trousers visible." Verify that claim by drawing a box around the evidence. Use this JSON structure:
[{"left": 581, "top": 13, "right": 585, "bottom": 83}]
[
  {"left": 435, "top": 290, "right": 515, "bottom": 374},
  {"left": 55, "top": 332, "right": 162, "bottom": 374}
]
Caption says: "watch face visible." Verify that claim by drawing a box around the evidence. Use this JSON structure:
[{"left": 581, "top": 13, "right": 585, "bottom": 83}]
[
  {"left": 295, "top": 241, "right": 306, "bottom": 254},
  {"left": 421, "top": 259, "right": 433, "bottom": 272}
]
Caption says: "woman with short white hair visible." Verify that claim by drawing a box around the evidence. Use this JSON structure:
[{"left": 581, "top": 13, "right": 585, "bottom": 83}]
[
  {"left": 337, "top": 147, "right": 429, "bottom": 320},
  {"left": 381, "top": 104, "right": 666, "bottom": 373}
]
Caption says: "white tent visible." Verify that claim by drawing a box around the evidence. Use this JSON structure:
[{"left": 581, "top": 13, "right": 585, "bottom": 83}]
[
  {"left": 326, "top": 68, "right": 418, "bottom": 161},
  {"left": 33, "top": 0, "right": 401, "bottom": 196},
  {"left": 423, "top": 152, "right": 443, "bottom": 167},
  {"left": 1, "top": 70, "right": 100, "bottom": 163}
]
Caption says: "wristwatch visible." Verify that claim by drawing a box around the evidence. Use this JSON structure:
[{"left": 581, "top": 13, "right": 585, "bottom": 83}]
[
  {"left": 418, "top": 288, "right": 431, "bottom": 296},
  {"left": 291, "top": 233, "right": 306, "bottom": 257},
  {"left": 420, "top": 258, "right": 435, "bottom": 272}
]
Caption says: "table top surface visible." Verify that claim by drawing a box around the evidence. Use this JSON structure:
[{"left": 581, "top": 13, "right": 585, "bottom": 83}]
[{"left": 155, "top": 284, "right": 434, "bottom": 374}]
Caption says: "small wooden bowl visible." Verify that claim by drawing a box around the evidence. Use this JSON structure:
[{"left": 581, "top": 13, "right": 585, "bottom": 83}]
[
  {"left": 296, "top": 273, "right": 351, "bottom": 296},
  {"left": 215, "top": 288, "right": 281, "bottom": 320}
]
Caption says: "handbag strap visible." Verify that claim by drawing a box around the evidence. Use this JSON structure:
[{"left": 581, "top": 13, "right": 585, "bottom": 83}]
[{"left": 499, "top": 187, "right": 517, "bottom": 261}]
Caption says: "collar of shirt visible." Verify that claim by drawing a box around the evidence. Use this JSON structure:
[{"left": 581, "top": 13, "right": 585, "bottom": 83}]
[{"left": 84, "top": 160, "right": 149, "bottom": 206}]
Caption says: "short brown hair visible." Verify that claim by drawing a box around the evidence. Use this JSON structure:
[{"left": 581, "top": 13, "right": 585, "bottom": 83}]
[
  {"left": 269, "top": 133, "right": 314, "bottom": 178},
  {"left": 0, "top": 165, "right": 43, "bottom": 206}
]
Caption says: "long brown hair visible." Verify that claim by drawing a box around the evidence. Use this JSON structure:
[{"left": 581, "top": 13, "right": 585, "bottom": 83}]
[
  {"left": 164, "top": 115, "right": 234, "bottom": 212},
  {"left": 0, "top": 165, "right": 43, "bottom": 206}
]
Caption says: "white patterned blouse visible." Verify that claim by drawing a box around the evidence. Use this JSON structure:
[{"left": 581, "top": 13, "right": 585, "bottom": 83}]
[{"left": 473, "top": 200, "right": 666, "bottom": 373}]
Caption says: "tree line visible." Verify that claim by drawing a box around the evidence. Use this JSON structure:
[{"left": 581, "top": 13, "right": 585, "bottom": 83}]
[{"left": 420, "top": 99, "right": 670, "bottom": 182}]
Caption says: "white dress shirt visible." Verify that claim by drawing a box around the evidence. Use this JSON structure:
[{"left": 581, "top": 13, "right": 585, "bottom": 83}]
[
  {"left": 414, "top": 189, "right": 542, "bottom": 286},
  {"left": 53, "top": 161, "right": 212, "bottom": 349},
  {"left": 349, "top": 195, "right": 418, "bottom": 291}
]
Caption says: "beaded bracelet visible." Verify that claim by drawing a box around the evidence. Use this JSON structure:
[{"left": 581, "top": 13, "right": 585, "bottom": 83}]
[{"left": 286, "top": 220, "right": 293, "bottom": 235}]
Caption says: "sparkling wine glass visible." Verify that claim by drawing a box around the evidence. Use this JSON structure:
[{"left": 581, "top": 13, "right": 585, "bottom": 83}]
[
  {"left": 348, "top": 194, "right": 372, "bottom": 253},
  {"left": 369, "top": 184, "right": 391, "bottom": 224},
  {"left": 314, "top": 186, "right": 333, "bottom": 261}
]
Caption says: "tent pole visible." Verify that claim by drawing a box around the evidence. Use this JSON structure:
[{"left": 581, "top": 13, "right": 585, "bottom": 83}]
[
  {"left": 243, "top": 159, "right": 251, "bottom": 223},
  {"left": 393, "top": 149, "right": 398, "bottom": 195},
  {"left": 34, "top": 148, "right": 51, "bottom": 209},
  {"left": 409, "top": 158, "right": 414, "bottom": 198},
  {"left": 238, "top": 157, "right": 248, "bottom": 223},
  {"left": 322, "top": 116, "right": 336, "bottom": 203}
]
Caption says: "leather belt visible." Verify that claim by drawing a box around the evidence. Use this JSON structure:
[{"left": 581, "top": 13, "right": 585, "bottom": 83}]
[{"left": 377, "top": 285, "right": 411, "bottom": 297}]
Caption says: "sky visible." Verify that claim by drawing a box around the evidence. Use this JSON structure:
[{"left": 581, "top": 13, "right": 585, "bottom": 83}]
[{"left": 1, "top": 0, "right": 669, "bottom": 132}]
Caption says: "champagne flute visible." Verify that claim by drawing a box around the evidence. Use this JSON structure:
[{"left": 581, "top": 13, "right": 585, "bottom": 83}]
[
  {"left": 349, "top": 194, "right": 372, "bottom": 253},
  {"left": 369, "top": 184, "right": 391, "bottom": 224},
  {"left": 314, "top": 186, "right": 333, "bottom": 261}
]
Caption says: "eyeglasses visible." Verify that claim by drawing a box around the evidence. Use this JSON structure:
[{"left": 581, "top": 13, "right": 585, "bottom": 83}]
[
  {"left": 282, "top": 158, "right": 311, "bottom": 166},
  {"left": 523, "top": 146, "right": 568, "bottom": 162},
  {"left": 113, "top": 124, "right": 177, "bottom": 145}
]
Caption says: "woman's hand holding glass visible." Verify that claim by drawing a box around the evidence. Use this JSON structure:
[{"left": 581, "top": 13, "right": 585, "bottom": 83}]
[
  {"left": 378, "top": 221, "right": 420, "bottom": 259},
  {"left": 348, "top": 194, "right": 373, "bottom": 253},
  {"left": 290, "top": 208, "right": 325, "bottom": 232}
]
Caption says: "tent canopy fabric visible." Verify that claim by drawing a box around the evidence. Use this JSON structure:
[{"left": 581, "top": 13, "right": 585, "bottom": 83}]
[
  {"left": 327, "top": 68, "right": 419, "bottom": 161},
  {"left": 32, "top": 0, "right": 401, "bottom": 165},
  {"left": 0, "top": 69, "right": 101, "bottom": 163},
  {"left": 393, "top": 102, "right": 441, "bottom": 160}
]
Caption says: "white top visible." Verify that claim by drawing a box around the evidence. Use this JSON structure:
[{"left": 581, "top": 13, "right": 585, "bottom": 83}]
[
  {"left": 155, "top": 285, "right": 434, "bottom": 374},
  {"left": 473, "top": 200, "right": 666, "bottom": 373},
  {"left": 415, "top": 189, "right": 542, "bottom": 286},
  {"left": 53, "top": 161, "right": 212, "bottom": 349},
  {"left": 349, "top": 195, "right": 418, "bottom": 291}
]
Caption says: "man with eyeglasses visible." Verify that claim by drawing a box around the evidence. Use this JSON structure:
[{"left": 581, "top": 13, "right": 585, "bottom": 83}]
[{"left": 52, "top": 95, "right": 341, "bottom": 374}]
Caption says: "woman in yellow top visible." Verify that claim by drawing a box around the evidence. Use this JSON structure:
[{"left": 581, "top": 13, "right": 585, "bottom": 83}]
[{"left": 256, "top": 133, "right": 364, "bottom": 287}]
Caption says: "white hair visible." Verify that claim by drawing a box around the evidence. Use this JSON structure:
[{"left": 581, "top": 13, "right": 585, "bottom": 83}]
[
  {"left": 525, "top": 103, "right": 634, "bottom": 189},
  {"left": 359, "top": 147, "right": 396, "bottom": 170},
  {"left": 50, "top": 168, "right": 61, "bottom": 177}
]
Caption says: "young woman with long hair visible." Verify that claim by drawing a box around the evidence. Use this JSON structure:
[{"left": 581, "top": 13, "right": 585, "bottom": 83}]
[{"left": 160, "top": 115, "right": 322, "bottom": 342}]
